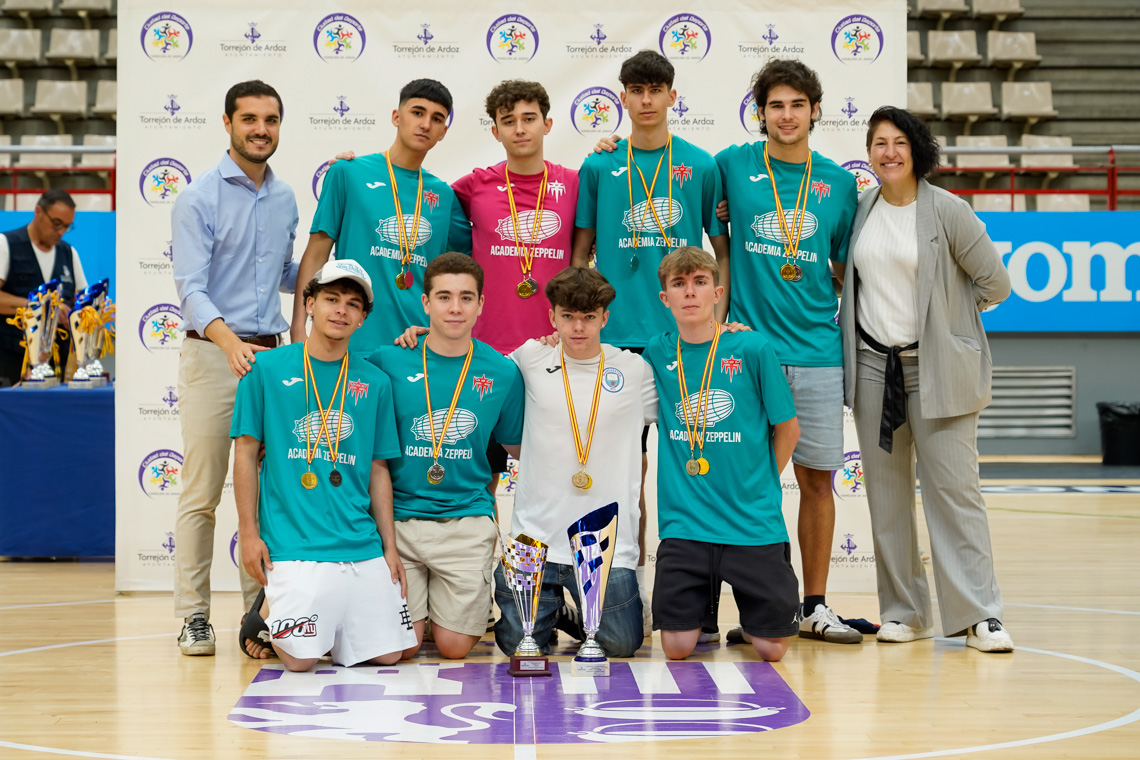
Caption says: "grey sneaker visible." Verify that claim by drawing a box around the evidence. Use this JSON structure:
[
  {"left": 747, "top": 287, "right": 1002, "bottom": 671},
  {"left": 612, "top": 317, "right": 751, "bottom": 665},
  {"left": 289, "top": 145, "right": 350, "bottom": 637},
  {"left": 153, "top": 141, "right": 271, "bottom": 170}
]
[
  {"left": 178, "top": 612, "right": 216, "bottom": 656},
  {"left": 798, "top": 604, "right": 863, "bottom": 644},
  {"left": 697, "top": 627, "right": 721, "bottom": 644}
]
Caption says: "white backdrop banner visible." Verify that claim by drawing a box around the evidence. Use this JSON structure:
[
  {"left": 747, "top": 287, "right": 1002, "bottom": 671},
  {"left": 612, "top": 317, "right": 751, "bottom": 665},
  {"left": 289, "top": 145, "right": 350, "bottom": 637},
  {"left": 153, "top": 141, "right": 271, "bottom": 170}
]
[{"left": 115, "top": 0, "right": 904, "bottom": 592}]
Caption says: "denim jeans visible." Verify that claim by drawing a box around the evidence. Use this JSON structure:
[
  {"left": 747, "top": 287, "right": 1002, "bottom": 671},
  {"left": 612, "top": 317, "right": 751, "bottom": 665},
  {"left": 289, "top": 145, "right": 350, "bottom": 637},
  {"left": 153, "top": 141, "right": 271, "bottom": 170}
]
[{"left": 494, "top": 562, "right": 644, "bottom": 658}]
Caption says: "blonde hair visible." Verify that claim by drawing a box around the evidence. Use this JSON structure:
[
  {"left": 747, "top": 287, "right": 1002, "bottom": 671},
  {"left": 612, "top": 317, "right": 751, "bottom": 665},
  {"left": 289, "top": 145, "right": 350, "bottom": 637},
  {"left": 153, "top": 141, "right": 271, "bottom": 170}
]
[{"left": 657, "top": 246, "right": 720, "bottom": 288}]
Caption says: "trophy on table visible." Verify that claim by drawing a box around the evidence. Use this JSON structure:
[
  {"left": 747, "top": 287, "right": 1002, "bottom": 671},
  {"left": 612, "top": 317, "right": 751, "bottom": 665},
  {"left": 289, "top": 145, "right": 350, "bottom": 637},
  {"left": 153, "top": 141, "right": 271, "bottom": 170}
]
[
  {"left": 22, "top": 279, "right": 64, "bottom": 387},
  {"left": 68, "top": 279, "right": 113, "bottom": 388},
  {"left": 502, "top": 533, "right": 553, "bottom": 677},
  {"left": 568, "top": 502, "right": 619, "bottom": 677}
]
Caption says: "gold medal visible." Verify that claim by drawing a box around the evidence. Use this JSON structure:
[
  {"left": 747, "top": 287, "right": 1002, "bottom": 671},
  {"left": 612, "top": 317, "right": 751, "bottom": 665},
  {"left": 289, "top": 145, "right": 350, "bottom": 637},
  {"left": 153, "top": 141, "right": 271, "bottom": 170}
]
[
  {"left": 302, "top": 341, "right": 349, "bottom": 494},
  {"left": 697, "top": 457, "right": 710, "bottom": 476},
  {"left": 685, "top": 459, "right": 700, "bottom": 476},
  {"left": 395, "top": 271, "right": 409, "bottom": 290},
  {"left": 763, "top": 143, "right": 813, "bottom": 284},
  {"left": 571, "top": 470, "right": 593, "bottom": 490},
  {"left": 422, "top": 339, "right": 473, "bottom": 487},
  {"left": 385, "top": 151, "right": 424, "bottom": 293},
  {"left": 504, "top": 165, "right": 548, "bottom": 301},
  {"left": 780, "top": 263, "right": 797, "bottom": 281},
  {"left": 677, "top": 324, "right": 722, "bottom": 478},
  {"left": 561, "top": 344, "right": 605, "bottom": 492},
  {"left": 301, "top": 471, "right": 318, "bottom": 490},
  {"left": 516, "top": 279, "right": 535, "bottom": 299}
]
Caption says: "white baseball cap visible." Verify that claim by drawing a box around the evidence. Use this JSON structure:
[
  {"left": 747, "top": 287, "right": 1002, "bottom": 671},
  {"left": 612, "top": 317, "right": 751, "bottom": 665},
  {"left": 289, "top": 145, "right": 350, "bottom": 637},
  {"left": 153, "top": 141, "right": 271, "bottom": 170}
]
[{"left": 314, "top": 259, "right": 373, "bottom": 305}]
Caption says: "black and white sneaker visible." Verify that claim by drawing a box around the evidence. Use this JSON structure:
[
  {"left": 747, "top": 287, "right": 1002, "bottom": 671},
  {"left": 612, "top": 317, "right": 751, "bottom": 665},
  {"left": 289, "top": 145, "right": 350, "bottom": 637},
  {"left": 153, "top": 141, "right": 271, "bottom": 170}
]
[
  {"left": 555, "top": 603, "right": 583, "bottom": 642},
  {"left": 798, "top": 604, "right": 863, "bottom": 644},
  {"left": 966, "top": 619, "right": 1014, "bottom": 653},
  {"left": 178, "top": 612, "right": 215, "bottom": 656}
]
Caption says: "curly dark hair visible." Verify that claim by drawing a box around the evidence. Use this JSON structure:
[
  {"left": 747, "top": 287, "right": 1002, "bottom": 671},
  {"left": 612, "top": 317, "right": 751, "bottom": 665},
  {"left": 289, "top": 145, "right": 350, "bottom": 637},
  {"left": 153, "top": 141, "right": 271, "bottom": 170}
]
[
  {"left": 619, "top": 49, "right": 675, "bottom": 89},
  {"left": 302, "top": 277, "right": 373, "bottom": 316},
  {"left": 423, "top": 252, "right": 484, "bottom": 296},
  {"left": 865, "top": 106, "right": 941, "bottom": 179},
  {"left": 484, "top": 80, "right": 551, "bottom": 122},
  {"left": 750, "top": 59, "right": 823, "bottom": 135},
  {"left": 544, "top": 267, "right": 616, "bottom": 313}
]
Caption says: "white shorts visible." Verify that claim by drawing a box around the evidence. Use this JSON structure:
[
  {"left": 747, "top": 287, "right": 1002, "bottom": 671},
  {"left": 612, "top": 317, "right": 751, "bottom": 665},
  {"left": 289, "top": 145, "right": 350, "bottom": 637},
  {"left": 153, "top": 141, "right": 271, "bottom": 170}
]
[{"left": 264, "top": 556, "right": 417, "bottom": 667}]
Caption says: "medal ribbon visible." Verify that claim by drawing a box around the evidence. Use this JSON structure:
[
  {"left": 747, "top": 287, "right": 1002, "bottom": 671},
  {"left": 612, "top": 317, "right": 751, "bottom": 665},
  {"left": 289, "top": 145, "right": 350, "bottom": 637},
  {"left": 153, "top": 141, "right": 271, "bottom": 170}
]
[
  {"left": 626, "top": 135, "right": 674, "bottom": 250},
  {"left": 302, "top": 341, "right": 349, "bottom": 472},
  {"left": 762, "top": 142, "right": 813, "bottom": 264},
  {"left": 422, "top": 339, "right": 474, "bottom": 465},
  {"left": 676, "top": 322, "right": 722, "bottom": 460},
  {"left": 504, "top": 164, "right": 549, "bottom": 282},
  {"left": 559, "top": 345, "right": 605, "bottom": 471},
  {"left": 384, "top": 152, "right": 424, "bottom": 273}
]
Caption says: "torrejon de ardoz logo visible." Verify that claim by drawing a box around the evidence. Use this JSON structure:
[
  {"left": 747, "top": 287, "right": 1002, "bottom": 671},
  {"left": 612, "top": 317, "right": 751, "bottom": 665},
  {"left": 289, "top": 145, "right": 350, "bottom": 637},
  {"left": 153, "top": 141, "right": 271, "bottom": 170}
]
[
  {"left": 831, "top": 15, "right": 884, "bottom": 64},
  {"left": 659, "top": 14, "right": 712, "bottom": 62},
  {"left": 313, "top": 13, "right": 366, "bottom": 62},
  {"left": 141, "top": 12, "right": 192, "bottom": 60},
  {"left": 571, "top": 87, "right": 623, "bottom": 137},
  {"left": 486, "top": 14, "right": 539, "bottom": 63}
]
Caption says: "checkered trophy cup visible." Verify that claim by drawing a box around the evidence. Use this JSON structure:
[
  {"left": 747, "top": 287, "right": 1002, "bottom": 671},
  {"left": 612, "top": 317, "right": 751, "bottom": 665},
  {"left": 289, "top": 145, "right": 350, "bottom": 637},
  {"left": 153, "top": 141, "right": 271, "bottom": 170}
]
[
  {"left": 568, "top": 502, "right": 619, "bottom": 677},
  {"left": 22, "top": 279, "right": 63, "bottom": 387},
  {"left": 68, "top": 279, "right": 110, "bottom": 388},
  {"left": 502, "top": 533, "right": 553, "bottom": 677}
]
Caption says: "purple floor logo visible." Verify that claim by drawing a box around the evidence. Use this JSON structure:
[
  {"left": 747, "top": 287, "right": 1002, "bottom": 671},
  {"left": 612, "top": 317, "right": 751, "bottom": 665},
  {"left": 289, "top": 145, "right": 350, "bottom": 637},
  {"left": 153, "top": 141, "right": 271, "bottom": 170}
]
[
  {"left": 139, "top": 303, "right": 182, "bottom": 352},
  {"left": 140, "top": 158, "right": 191, "bottom": 206},
  {"left": 486, "top": 14, "right": 538, "bottom": 62},
  {"left": 659, "top": 14, "right": 711, "bottom": 62},
  {"left": 229, "top": 660, "right": 809, "bottom": 743},
  {"left": 138, "top": 449, "right": 183, "bottom": 498},
  {"left": 141, "top": 12, "right": 192, "bottom": 60},
  {"left": 834, "top": 450, "right": 865, "bottom": 498},
  {"left": 831, "top": 15, "right": 883, "bottom": 64},
  {"left": 571, "top": 87, "right": 622, "bottom": 136},
  {"left": 314, "top": 13, "right": 366, "bottom": 62},
  {"left": 842, "top": 159, "right": 881, "bottom": 195}
]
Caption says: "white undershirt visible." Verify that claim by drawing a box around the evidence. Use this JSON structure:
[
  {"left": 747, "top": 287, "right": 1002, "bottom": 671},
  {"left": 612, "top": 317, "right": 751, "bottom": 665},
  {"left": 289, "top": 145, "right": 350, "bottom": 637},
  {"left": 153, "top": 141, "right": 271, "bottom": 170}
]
[
  {"left": 0, "top": 233, "right": 87, "bottom": 292},
  {"left": 508, "top": 340, "right": 658, "bottom": 571},
  {"left": 854, "top": 198, "right": 919, "bottom": 351}
]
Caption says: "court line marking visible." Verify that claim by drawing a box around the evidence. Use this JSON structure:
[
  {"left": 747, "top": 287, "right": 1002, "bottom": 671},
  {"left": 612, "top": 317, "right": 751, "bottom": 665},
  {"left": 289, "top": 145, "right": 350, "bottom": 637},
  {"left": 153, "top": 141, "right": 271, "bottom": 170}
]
[
  {"left": 0, "top": 630, "right": 1137, "bottom": 759},
  {"left": 0, "top": 598, "right": 122, "bottom": 611}
]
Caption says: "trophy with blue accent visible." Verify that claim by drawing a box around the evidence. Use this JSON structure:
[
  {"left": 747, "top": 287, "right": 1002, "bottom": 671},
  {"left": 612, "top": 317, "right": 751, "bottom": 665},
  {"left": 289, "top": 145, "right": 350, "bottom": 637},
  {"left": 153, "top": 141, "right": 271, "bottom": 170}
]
[
  {"left": 568, "top": 502, "right": 619, "bottom": 677},
  {"left": 68, "top": 279, "right": 112, "bottom": 388},
  {"left": 502, "top": 533, "right": 553, "bottom": 677},
  {"left": 23, "top": 279, "right": 63, "bottom": 387}
]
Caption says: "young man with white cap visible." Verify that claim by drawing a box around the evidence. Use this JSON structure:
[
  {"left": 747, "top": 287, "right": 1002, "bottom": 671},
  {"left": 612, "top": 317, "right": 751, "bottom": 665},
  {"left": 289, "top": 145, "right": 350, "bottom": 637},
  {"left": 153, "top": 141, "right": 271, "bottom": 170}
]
[{"left": 232, "top": 260, "right": 416, "bottom": 670}]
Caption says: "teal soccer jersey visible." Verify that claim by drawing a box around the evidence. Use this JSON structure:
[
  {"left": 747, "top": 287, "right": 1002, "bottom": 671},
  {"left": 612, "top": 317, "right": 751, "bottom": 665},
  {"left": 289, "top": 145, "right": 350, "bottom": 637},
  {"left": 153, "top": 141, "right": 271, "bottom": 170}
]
[
  {"left": 643, "top": 329, "right": 796, "bottom": 546},
  {"left": 368, "top": 340, "right": 524, "bottom": 522},
  {"left": 715, "top": 143, "right": 857, "bottom": 366},
  {"left": 576, "top": 136, "right": 725, "bottom": 348},
  {"left": 311, "top": 153, "right": 473, "bottom": 352},
  {"left": 230, "top": 342, "right": 401, "bottom": 562}
]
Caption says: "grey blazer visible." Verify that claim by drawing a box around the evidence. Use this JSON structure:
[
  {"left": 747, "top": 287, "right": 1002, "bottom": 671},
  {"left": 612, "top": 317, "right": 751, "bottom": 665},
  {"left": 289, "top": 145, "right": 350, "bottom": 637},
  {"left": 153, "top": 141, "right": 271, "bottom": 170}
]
[{"left": 839, "top": 179, "right": 1011, "bottom": 419}]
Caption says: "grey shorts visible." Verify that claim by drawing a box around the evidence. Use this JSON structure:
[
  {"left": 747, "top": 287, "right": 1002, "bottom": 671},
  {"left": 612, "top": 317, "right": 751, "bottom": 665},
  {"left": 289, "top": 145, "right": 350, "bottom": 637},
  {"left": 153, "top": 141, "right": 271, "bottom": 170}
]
[{"left": 782, "top": 364, "right": 844, "bottom": 471}]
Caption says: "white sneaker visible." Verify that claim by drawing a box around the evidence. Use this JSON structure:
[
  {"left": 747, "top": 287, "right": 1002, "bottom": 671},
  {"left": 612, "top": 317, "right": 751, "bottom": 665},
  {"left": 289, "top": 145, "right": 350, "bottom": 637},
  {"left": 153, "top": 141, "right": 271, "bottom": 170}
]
[
  {"left": 966, "top": 619, "right": 1014, "bottom": 653},
  {"left": 799, "top": 604, "right": 863, "bottom": 644},
  {"left": 876, "top": 621, "right": 935, "bottom": 643},
  {"left": 178, "top": 612, "right": 216, "bottom": 656}
]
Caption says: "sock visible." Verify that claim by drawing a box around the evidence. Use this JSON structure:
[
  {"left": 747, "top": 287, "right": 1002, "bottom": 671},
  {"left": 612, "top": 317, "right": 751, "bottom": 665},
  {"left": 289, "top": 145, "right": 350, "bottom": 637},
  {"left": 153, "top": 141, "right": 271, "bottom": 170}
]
[
  {"left": 803, "top": 595, "right": 826, "bottom": 616},
  {"left": 636, "top": 565, "right": 651, "bottom": 609}
]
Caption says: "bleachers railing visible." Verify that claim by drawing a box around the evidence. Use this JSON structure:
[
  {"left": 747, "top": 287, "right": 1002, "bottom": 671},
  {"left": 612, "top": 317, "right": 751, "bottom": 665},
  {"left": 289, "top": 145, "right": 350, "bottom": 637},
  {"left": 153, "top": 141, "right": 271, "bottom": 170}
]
[{"left": 0, "top": 145, "right": 116, "bottom": 210}]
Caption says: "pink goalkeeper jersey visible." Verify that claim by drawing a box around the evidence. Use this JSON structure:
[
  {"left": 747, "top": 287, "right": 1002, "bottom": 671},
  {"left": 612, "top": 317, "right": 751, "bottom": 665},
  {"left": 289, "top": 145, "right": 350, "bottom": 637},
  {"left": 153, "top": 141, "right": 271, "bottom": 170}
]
[{"left": 452, "top": 161, "right": 578, "bottom": 354}]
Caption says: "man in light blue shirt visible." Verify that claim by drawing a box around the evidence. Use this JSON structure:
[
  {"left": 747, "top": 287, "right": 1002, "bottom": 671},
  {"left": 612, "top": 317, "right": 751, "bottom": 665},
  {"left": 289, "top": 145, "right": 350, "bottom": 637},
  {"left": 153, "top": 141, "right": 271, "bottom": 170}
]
[{"left": 171, "top": 80, "right": 299, "bottom": 657}]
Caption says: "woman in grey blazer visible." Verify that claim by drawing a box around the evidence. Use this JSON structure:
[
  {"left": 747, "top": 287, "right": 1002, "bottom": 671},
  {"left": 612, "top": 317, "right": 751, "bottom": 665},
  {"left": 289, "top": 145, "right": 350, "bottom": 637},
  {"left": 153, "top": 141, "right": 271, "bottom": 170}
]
[{"left": 837, "top": 107, "right": 1014, "bottom": 652}]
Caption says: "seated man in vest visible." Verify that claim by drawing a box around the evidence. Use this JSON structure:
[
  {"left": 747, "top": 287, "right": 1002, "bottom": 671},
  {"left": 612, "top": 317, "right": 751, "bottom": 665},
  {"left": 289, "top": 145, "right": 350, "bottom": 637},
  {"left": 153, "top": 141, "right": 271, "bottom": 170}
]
[{"left": 0, "top": 189, "right": 86, "bottom": 385}]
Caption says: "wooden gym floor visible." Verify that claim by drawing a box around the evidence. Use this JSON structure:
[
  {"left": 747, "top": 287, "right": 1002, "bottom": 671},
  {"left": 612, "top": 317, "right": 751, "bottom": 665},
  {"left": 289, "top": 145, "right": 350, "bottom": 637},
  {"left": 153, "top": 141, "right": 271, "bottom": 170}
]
[{"left": 1, "top": 475, "right": 1138, "bottom": 759}]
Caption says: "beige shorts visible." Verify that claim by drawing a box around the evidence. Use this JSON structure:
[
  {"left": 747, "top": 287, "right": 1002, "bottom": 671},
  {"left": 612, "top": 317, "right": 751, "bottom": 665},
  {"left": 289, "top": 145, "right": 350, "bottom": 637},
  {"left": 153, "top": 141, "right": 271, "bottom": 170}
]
[{"left": 395, "top": 515, "right": 498, "bottom": 637}]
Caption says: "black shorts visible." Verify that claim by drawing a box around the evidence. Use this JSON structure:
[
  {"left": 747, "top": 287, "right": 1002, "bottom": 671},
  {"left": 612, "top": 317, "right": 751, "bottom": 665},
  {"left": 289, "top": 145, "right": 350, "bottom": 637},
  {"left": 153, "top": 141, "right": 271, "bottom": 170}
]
[
  {"left": 618, "top": 345, "right": 651, "bottom": 454},
  {"left": 652, "top": 538, "right": 799, "bottom": 639},
  {"left": 486, "top": 434, "right": 509, "bottom": 475}
]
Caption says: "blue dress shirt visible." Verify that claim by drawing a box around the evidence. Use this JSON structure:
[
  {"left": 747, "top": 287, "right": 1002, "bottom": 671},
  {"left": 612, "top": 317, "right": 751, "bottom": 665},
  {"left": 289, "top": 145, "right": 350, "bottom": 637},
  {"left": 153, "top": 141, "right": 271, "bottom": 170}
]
[{"left": 172, "top": 151, "right": 299, "bottom": 337}]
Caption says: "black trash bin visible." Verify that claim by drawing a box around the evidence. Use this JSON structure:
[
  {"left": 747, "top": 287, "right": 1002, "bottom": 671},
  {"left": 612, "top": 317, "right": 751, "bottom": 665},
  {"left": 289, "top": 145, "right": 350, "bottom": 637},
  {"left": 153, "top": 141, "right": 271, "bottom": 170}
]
[{"left": 1096, "top": 402, "right": 1140, "bottom": 466}]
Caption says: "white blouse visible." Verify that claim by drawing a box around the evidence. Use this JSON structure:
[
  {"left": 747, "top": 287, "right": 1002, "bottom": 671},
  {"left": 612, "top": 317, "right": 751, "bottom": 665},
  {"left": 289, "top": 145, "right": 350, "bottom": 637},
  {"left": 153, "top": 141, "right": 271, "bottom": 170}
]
[{"left": 853, "top": 197, "right": 919, "bottom": 351}]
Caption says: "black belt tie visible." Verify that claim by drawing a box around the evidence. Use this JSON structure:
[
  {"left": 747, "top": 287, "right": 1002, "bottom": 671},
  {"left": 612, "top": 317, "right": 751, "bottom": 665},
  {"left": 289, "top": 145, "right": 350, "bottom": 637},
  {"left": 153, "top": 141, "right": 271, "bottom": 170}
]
[{"left": 857, "top": 324, "right": 917, "bottom": 454}]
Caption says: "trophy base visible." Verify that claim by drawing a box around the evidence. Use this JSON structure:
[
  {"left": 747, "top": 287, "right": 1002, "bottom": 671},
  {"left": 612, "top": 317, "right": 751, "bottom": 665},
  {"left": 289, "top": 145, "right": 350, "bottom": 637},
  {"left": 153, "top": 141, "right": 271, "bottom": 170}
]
[
  {"left": 571, "top": 656, "right": 610, "bottom": 677},
  {"left": 22, "top": 376, "right": 59, "bottom": 389},
  {"left": 508, "top": 655, "right": 552, "bottom": 677},
  {"left": 69, "top": 376, "right": 106, "bottom": 389}
]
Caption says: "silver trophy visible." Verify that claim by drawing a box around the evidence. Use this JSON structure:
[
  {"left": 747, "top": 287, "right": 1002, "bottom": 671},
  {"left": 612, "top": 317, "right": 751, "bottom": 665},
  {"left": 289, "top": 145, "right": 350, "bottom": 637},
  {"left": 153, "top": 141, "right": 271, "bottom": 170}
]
[
  {"left": 23, "top": 279, "right": 63, "bottom": 387},
  {"left": 68, "top": 279, "right": 111, "bottom": 388},
  {"left": 502, "top": 533, "right": 552, "bottom": 677},
  {"left": 568, "top": 502, "right": 619, "bottom": 677}
]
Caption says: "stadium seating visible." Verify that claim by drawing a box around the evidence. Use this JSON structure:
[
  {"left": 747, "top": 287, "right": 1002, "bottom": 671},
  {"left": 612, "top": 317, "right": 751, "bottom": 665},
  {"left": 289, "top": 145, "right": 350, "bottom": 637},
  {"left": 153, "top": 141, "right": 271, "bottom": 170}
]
[
  {"left": 91, "top": 79, "right": 114, "bottom": 117},
  {"left": 955, "top": 135, "right": 1010, "bottom": 171},
  {"left": 986, "top": 31, "right": 1041, "bottom": 78},
  {"left": 103, "top": 27, "right": 116, "bottom": 62},
  {"left": 77, "top": 133, "right": 114, "bottom": 169},
  {"left": 1001, "top": 81, "right": 1058, "bottom": 129},
  {"left": 45, "top": 28, "right": 102, "bottom": 74},
  {"left": 908, "top": 31, "right": 924, "bottom": 67},
  {"left": 14, "top": 133, "right": 73, "bottom": 169},
  {"left": 907, "top": 82, "right": 938, "bottom": 119},
  {"left": 973, "top": 194, "right": 1027, "bottom": 211},
  {"left": 971, "top": 0, "right": 1025, "bottom": 28},
  {"left": 71, "top": 193, "right": 112, "bottom": 210},
  {"left": 0, "top": 134, "right": 11, "bottom": 169},
  {"left": 0, "top": 78, "right": 26, "bottom": 117},
  {"left": 1036, "top": 194, "right": 1090, "bottom": 212},
  {"left": 0, "top": 28, "right": 43, "bottom": 71},
  {"left": 1, "top": 0, "right": 54, "bottom": 25},
  {"left": 940, "top": 82, "right": 997, "bottom": 131},
  {"left": 29, "top": 79, "right": 88, "bottom": 119},
  {"left": 915, "top": 0, "right": 968, "bottom": 30},
  {"left": 1020, "top": 135, "right": 1074, "bottom": 169},
  {"left": 926, "top": 30, "right": 981, "bottom": 80}
]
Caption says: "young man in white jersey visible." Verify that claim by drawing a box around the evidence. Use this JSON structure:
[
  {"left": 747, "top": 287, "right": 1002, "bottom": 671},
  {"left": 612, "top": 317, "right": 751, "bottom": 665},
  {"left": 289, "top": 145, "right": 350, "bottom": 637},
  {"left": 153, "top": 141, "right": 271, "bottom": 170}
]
[
  {"left": 233, "top": 260, "right": 416, "bottom": 669},
  {"left": 715, "top": 59, "right": 862, "bottom": 645},
  {"left": 495, "top": 266, "right": 657, "bottom": 657}
]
